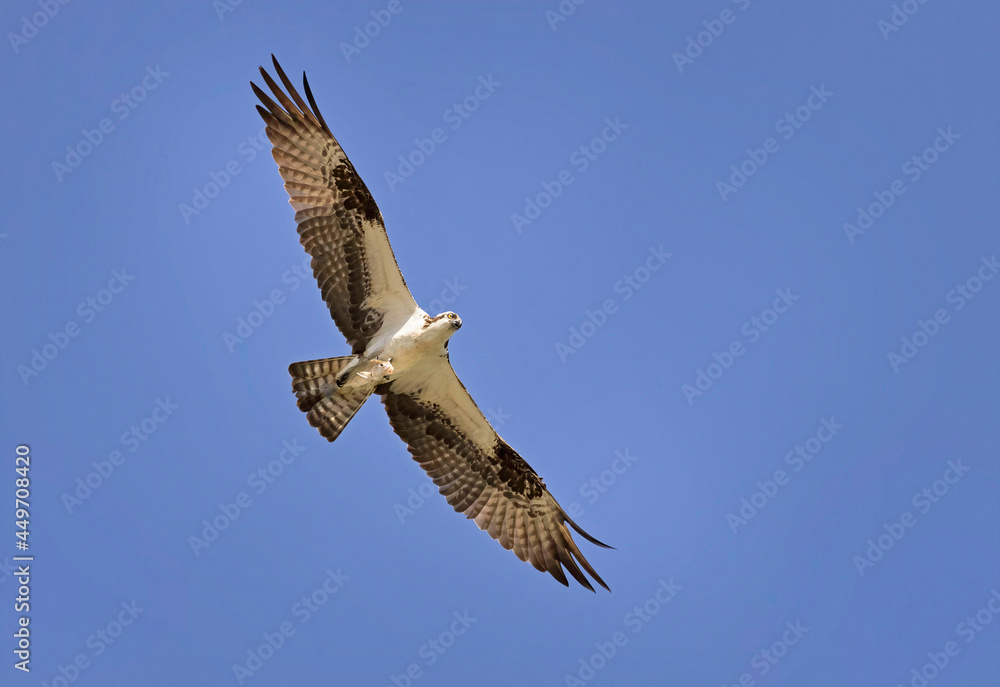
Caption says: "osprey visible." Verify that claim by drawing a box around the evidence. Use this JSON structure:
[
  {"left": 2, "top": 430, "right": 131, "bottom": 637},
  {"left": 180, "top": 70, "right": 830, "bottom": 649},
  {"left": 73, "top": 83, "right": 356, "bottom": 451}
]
[{"left": 252, "top": 57, "right": 611, "bottom": 591}]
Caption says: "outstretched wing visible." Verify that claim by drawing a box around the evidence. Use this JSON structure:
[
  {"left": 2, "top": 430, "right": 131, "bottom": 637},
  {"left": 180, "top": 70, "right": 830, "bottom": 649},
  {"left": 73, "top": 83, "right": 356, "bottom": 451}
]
[
  {"left": 380, "top": 356, "right": 612, "bottom": 591},
  {"left": 252, "top": 56, "right": 418, "bottom": 354}
]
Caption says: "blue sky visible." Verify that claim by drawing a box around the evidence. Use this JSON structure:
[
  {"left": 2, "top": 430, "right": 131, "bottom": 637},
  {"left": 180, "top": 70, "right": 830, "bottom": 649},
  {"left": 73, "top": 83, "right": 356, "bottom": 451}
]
[{"left": 2, "top": 1, "right": 998, "bottom": 685}]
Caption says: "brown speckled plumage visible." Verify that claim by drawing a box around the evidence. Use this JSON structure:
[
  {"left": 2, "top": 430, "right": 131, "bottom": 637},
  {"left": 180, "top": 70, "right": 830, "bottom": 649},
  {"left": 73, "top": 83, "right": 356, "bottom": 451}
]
[
  {"left": 254, "top": 56, "right": 611, "bottom": 591},
  {"left": 253, "top": 58, "right": 414, "bottom": 354}
]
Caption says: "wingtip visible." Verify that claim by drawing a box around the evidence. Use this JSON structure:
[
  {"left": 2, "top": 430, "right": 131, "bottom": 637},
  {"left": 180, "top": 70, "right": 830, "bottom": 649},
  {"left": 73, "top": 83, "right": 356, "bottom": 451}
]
[
  {"left": 271, "top": 54, "right": 289, "bottom": 82},
  {"left": 563, "top": 511, "right": 614, "bottom": 550},
  {"left": 301, "top": 70, "right": 332, "bottom": 135}
]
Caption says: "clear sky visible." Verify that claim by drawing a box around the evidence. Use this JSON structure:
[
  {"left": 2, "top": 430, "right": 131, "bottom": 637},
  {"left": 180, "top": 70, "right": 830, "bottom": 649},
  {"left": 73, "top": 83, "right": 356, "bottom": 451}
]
[{"left": 2, "top": 1, "right": 998, "bottom": 685}]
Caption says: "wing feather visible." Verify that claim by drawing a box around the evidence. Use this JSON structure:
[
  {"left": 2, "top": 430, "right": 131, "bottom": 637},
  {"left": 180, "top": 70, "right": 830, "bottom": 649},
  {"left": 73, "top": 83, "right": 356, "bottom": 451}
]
[
  {"left": 253, "top": 56, "right": 417, "bottom": 353},
  {"left": 553, "top": 527, "right": 594, "bottom": 591},
  {"left": 381, "top": 356, "right": 611, "bottom": 590},
  {"left": 521, "top": 511, "right": 545, "bottom": 572},
  {"left": 453, "top": 478, "right": 486, "bottom": 514},
  {"left": 534, "top": 516, "right": 570, "bottom": 586},
  {"left": 487, "top": 498, "right": 507, "bottom": 540},
  {"left": 468, "top": 487, "right": 495, "bottom": 524}
]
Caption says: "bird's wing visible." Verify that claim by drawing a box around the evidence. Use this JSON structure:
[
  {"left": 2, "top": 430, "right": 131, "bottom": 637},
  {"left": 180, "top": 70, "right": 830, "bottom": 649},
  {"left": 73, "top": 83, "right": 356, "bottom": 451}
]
[
  {"left": 253, "top": 56, "right": 418, "bottom": 354},
  {"left": 379, "top": 355, "right": 612, "bottom": 591}
]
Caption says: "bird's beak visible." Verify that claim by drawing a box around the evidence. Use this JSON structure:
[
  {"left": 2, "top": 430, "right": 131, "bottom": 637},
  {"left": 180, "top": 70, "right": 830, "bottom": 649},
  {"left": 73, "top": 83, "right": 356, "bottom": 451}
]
[{"left": 451, "top": 318, "right": 462, "bottom": 329}]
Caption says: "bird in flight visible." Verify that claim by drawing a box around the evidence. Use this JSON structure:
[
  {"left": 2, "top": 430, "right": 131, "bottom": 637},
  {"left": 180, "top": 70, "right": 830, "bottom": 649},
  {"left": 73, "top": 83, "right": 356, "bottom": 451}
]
[{"left": 251, "top": 56, "right": 611, "bottom": 591}]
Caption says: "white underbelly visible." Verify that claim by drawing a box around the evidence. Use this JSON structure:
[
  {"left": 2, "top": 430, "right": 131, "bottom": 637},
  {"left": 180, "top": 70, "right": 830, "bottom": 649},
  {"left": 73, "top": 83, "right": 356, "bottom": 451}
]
[{"left": 364, "top": 310, "right": 430, "bottom": 375}]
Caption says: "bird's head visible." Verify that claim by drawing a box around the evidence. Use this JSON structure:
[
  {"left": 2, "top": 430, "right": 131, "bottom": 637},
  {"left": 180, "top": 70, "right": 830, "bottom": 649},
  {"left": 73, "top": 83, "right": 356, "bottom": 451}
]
[
  {"left": 439, "top": 311, "right": 462, "bottom": 331},
  {"left": 426, "top": 311, "right": 462, "bottom": 345}
]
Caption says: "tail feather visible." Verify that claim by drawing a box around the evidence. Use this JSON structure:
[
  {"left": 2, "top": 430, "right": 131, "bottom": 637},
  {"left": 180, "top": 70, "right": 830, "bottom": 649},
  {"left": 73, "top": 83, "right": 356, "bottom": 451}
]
[
  {"left": 289, "top": 356, "right": 371, "bottom": 442},
  {"left": 289, "top": 357, "right": 352, "bottom": 411}
]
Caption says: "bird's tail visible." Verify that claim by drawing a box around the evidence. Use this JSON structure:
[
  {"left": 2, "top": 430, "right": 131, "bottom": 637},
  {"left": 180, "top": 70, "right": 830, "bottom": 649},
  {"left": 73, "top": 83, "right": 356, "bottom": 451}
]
[{"left": 288, "top": 356, "right": 372, "bottom": 442}]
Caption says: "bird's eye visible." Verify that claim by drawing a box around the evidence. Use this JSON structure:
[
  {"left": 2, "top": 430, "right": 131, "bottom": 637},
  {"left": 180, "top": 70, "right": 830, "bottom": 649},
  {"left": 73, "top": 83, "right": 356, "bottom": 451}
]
[{"left": 447, "top": 313, "right": 456, "bottom": 319}]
